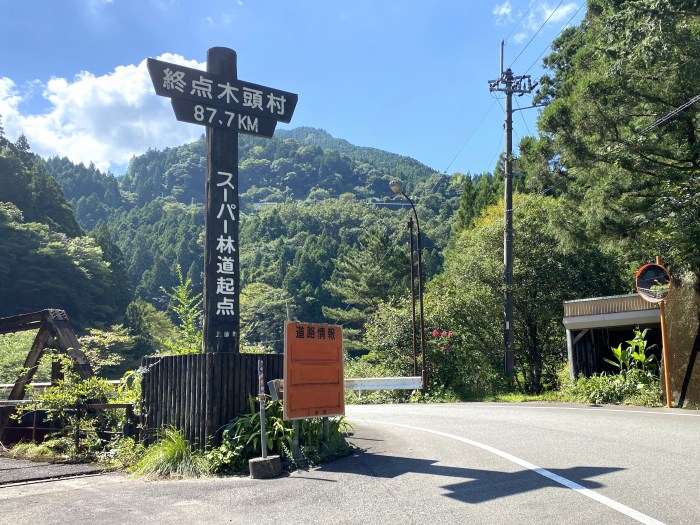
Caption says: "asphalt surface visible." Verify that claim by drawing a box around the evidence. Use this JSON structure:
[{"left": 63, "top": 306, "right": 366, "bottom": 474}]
[
  {"left": 0, "top": 457, "right": 103, "bottom": 485},
  {"left": 0, "top": 402, "right": 697, "bottom": 525}
]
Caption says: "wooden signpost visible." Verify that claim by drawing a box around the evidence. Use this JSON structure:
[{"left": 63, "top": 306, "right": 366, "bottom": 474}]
[{"left": 148, "top": 48, "right": 298, "bottom": 353}]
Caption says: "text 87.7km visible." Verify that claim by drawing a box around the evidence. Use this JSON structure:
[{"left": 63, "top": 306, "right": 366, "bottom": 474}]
[
  {"left": 195, "top": 105, "right": 258, "bottom": 132},
  {"left": 169, "top": 98, "right": 277, "bottom": 138}
]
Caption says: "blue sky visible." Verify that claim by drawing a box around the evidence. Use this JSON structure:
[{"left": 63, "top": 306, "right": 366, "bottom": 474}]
[{"left": 0, "top": 0, "right": 584, "bottom": 175}]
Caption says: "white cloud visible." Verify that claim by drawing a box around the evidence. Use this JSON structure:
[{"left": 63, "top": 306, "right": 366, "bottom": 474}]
[
  {"left": 512, "top": 32, "right": 529, "bottom": 44},
  {"left": 0, "top": 54, "right": 205, "bottom": 173},
  {"left": 205, "top": 11, "right": 235, "bottom": 27},
  {"left": 0, "top": 77, "right": 22, "bottom": 120},
  {"left": 526, "top": 2, "right": 579, "bottom": 32},
  {"left": 87, "top": 0, "right": 114, "bottom": 15},
  {"left": 493, "top": 1, "right": 514, "bottom": 25}
]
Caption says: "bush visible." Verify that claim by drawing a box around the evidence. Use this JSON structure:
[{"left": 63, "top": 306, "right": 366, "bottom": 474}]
[
  {"left": 568, "top": 369, "right": 661, "bottom": 406},
  {"left": 7, "top": 440, "right": 58, "bottom": 461},
  {"left": 17, "top": 354, "right": 123, "bottom": 457},
  {"left": 207, "top": 396, "right": 352, "bottom": 474},
  {"left": 12, "top": 354, "right": 142, "bottom": 463},
  {"left": 132, "top": 427, "right": 211, "bottom": 479},
  {"left": 97, "top": 437, "right": 146, "bottom": 471},
  {"left": 0, "top": 330, "right": 50, "bottom": 386}
]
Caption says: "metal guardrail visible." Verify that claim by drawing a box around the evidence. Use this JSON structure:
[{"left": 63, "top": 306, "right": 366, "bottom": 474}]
[
  {"left": 267, "top": 376, "right": 424, "bottom": 401},
  {"left": 344, "top": 376, "right": 423, "bottom": 391}
]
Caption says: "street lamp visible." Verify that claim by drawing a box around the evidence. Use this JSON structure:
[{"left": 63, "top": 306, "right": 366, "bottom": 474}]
[{"left": 390, "top": 180, "right": 427, "bottom": 395}]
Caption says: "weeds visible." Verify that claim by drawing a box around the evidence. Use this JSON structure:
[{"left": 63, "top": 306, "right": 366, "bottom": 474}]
[
  {"left": 207, "top": 396, "right": 352, "bottom": 474},
  {"left": 131, "top": 427, "right": 211, "bottom": 479}
]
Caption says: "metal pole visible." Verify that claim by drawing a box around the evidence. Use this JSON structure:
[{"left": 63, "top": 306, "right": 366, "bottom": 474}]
[
  {"left": 389, "top": 180, "right": 427, "bottom": 394},
  {"left": 489, "top": 59, "right": 535, "bottom": 377},
  {"left": 503, "top": 68, "right": 515, "bottom": 375},
  {"left": 408, "top": 217, "right": 418, "bottom": 376},
  {"left": 655, "top": 256, "right": 673, "bottom": 408},
  {"left": 406, "top": 196, "right": 428, "bottom": 395},
  {"left": 500, "top": 39, "right": 504, "bottom": 77},
  {"left": 292, "top": 420, "right": 302, "bottom": 461},
  {"left": 258, "top": 358, "right": 267, "bottom": 458}
]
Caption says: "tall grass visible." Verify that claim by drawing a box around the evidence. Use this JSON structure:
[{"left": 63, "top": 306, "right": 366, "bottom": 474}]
[{"left": 132, "top": 428, "right": 211, "bottom": 479}]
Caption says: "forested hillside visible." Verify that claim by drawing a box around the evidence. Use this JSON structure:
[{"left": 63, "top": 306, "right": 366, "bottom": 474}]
[
  {"left": 39, "top": 128, "right": 467, "bottom": 315},
  {"left": 4, "top": 0, "right": 695, "bottom": 402},
  {"left": 11, "top": 125, "right": 470, "bottom": 356},
  {"left": 0, "top": 129, "right": 132, "bottom": 328}
]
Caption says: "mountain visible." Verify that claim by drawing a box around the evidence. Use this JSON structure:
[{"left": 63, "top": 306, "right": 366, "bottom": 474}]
[
  {"left": 38, "top": 127, "right": 462, "bottom": 341},
  {"left": 0, "top": 142, "right": 132, "bottom": 327},
  {"left": 275, "top": 127, "right": 439, "bottom": 187}
]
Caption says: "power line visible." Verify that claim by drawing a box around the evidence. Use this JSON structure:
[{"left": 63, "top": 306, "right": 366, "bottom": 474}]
[
  {"left": 486, "top": 128, "right": 505, "bottom": 174},
  {"left": 511, "top": 92, "right": 700, "bottom": 213},
  {"left": 638, "top": 94, "right": 700, "bottom": 135},
  {"left": 442, "top": 97, "right": 499, "bottom": 175},
  {"left": 524, "top": 2, "right": 585, "bottom": 75},
  {"left": 503, "top": 0, "right": 540, "bottom": 43},
  {"left": 509, "top": 0, "right": 566, "bottom": 70},
  {"left": 439, "top": 2, "right": 569, "bottom": 180},
  {"left": 514, "top": 96, "right": 532, "bottom": 136}
]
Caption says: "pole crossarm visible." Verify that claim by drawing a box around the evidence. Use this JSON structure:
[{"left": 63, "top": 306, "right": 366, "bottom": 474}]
[{"left": 488, "top": 72, "right": 537, "bottom": 95}]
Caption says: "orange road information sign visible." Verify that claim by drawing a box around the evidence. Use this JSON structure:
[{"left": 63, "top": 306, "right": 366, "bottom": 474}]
[{"left": 283, "top": 321, "right": 344, "bottom": 420}]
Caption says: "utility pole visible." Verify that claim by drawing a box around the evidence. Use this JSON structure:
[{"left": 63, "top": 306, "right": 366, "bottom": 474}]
[{"left": 488, "top": 41, "right": 536, "bottom": 375}]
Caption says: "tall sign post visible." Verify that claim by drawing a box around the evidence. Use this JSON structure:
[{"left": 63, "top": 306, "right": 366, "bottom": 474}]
[{"left": 147, "top": 47, "right": 297, "bottom": 352}]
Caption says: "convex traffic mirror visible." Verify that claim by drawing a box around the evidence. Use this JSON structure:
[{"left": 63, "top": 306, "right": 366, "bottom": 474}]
[{"left": 635, "top": 263, "right": 672, "bottom": 303}]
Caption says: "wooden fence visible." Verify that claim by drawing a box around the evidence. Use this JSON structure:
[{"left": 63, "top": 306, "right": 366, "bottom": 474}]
[{"left": 140, "top": 353, "right": 283, "bottom": 447}]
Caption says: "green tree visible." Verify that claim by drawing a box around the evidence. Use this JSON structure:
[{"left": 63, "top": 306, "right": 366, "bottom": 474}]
[
  {"left": 159, "top": 266, "right": 202, "bottom": 355},
  {"left": 528, "top": 0, "right": 700, "bottom": 277},
  {"left": 0, "top": 115, "right": 8, "bottom": 149},
  {"left": 0, "top": 203, "right": 117, "bottom": 328},
  {"left": 124, "top": 298, "right": 175, "bottom": 361},
  {"left": 323, "top": 225, "right": 408, "bottom": 351},
  {"left": 90, "top": 224, "right": 134, "bottom": 318},
  {"left": 453, "top": 174, "right": 478, "bottom": 232},
  {"left": 240, "top": 282, "right": 295, "bottom": 353},
  {"left": 367, "top": 195, "right": 626, "bottom": 396},
  {"left": 0, "top": 149, "right": 82, "bottom": 237}
]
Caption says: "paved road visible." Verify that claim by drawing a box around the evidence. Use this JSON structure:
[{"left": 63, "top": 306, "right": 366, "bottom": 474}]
[{"left": 0, "top": 402, "right": 697, "bottom": 524}]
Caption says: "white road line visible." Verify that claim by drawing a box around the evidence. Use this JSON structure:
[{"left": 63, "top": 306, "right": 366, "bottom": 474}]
[
  {"left": 460, "top": 404, "right": 700, "bottom": 418},
  {"left": 360, "top": 419, "right": 667, "bottom": 525}
]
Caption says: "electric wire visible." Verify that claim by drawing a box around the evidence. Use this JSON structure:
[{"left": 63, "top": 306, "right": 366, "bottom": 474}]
[
  {"left": 436, "top": 2, "right": 562, "bottom": 181},
  {"left": 514, "top": 96, "right": 533, "bottom": 136},
  {"left": 442, "top": 97, "right": 499, "bottom": 175},
  {"left": 638, "top": 94, "right": 700, "bottom": 136},
  {"left": 508, "top": 0, "right": 566, "bottom": 70},
  {"left": 523, "top": 2, "right": 585, "bottom": 76},
  {"left": 511, "top": 91, "right": 700, "bottom": 212},
  {"left": 486, "top": 131, "right": 505, "bottom": 174},
  {"left": 502, "top": 0, "right": 540, "bottom": 44}
]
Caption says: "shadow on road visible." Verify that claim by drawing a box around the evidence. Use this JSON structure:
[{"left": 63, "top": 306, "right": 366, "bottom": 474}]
[
  {"left": 318, "top": 450, "right": 624, "bottom": 504},
  {"left": 0, "top": 457, "right": 103, "bottom": 485}
]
